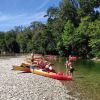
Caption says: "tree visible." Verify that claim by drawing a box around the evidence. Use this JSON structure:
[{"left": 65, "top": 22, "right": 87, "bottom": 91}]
[
  {"left": 0, "top": 33, "right": 7, "bottom": 53},
  {"left": 16, "top": 33, "right": 27, "bottom": 53},
  {"left": 75, "top": 17, "right": 91, "bottom": 57},
  {"left": 30, "top": 21, "right": 45, "bottom": 31},
  {"left": 59, "top": 0, "right": 79, "bottom": 26},
  {"left": 14, "top": 26, "right": 24, "bottom": 33},
  {"left": 88, "top": 19, "right": 100, "bottom": 57},
  {"left": 62, "top": 20, "right": 75, "bottom": 55},
  {"left": 44, "top": 6, "right": 59, "bottom": 21},
  {"left": 78, "top": 0, "right": 100, "bottom": 17},
  {"left": 5, "top": 30, "right": 20, "bottom": 53}
]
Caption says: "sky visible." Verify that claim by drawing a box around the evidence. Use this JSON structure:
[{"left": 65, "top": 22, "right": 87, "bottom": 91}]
[{"left": 0, "top": 0, "right": 61, "bottom": 32}]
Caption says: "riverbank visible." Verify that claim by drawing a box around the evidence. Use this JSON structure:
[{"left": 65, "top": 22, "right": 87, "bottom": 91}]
[
  {"left": 91, "top": 57, "right": 100, "bottom": 62},
  {"left": 0, "top": 55, "right": 77, "bottom": 100}
]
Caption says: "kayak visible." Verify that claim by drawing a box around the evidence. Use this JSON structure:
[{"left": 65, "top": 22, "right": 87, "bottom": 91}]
[
  {"left": 12, "top": 65, "right": 30, "bottom": 72},
  {"left": 69, "top": 56, "right": 78, "bottom": 61},
  {"left": 49, "top": 73, "right": 72, "bottom": 80},
  {"left": 30, "top": 68, "right": 72, "bottom": 80},
  {"left": 12, "top": 63, "right": 55, "bottom": 73},
  {"left": 31, "top": 69, "right": 50, "bottom": 77},
  {"left": 12, "top": 65, "right": 72, "bottom": 80}
]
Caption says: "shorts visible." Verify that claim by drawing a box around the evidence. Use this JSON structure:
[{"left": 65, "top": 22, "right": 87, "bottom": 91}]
[
  {"left": 70, "top": 68, "right": 75, "bottom": 73},
  {"left": 29, "top": 65, "right": 35, "bottom": 69}
]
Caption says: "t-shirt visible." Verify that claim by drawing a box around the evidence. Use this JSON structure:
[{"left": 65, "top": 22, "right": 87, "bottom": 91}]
[{"left": 49, "top": 66, "right": 52, "bottom": 70}]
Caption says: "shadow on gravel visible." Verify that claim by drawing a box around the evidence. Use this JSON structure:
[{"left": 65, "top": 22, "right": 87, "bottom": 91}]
[
  {"left": 18, "top": 72, "right": 31, "bottom": 74},
  {"left": 21, "top": 72, "right": 31, "bottom": 73}
]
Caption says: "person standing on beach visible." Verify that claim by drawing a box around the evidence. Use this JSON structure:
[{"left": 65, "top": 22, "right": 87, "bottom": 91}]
[
  {"left": 31, "top": 52, "right": 34, "bottom": 62},
  {"left": 65, "top": 57, "right": 75, "bottom": 77}
]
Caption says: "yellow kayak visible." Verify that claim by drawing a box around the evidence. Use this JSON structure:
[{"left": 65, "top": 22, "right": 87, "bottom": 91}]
[
  {"left": 30, "top": 68, "right": 50, "bottom": 77},
  {"left": 30, "top": 69, "right": 72, "bottom": 80},
  {"left": 12, "top": 65, "right": 30, "bottom": 72}
]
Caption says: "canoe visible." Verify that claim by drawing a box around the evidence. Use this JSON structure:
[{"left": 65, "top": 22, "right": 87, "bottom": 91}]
[{"left": 30, "top": 69, "right": 72, "bottom": 80}]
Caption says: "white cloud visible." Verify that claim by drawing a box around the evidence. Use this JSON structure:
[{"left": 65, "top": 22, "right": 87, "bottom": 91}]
[
  {"left": 0, "top": 11, "right": 47, "bottom": 31},
  {"left": 0, "top": 14, "right": 25, "bottom": 22},
  {"left": 35, "top": 0, "right": 49, "bottom": 11},
  {"left": 0, "top": 12, "right": 46, "bottom": 23}
]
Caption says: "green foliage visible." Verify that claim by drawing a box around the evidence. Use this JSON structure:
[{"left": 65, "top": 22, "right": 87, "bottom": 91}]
[
  {"left": 79, "top": 0, "right": 100, "bottom": 17},
  {"left": 0, "top": 0, "right": 100, "bottom": 58},
  {"left": 0, "top": 33, "right": 7, "bottom": 53},
  {"left": 88, "top": 19, "right": 100, "bottom": 57},
  {"left": 62, "top": 20, "right": 75, "bottom": 49},
  {"left": 5, "top": 31, "right": 20, "bottom": 53},
  {"left": 59, "top": 0, "right": 79, "bottom": 26},
  {"left": 44, "top": 7, "right": 59, "bottom": 21},
  {"left": 16, "top": 33, "right": 27, "bottom": 53},
  {"left": 75, "top": 17, "right": 91, "bottom": 57}
]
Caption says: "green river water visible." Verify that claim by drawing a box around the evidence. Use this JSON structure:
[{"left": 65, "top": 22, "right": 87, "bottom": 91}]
[{"left": 52, "top": 57, "right": 100, "bottom": 100}]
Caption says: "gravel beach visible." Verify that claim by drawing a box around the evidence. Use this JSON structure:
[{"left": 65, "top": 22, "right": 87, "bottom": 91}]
[{"left": 0, "top": 56, "right": 77, "bottom": 100}]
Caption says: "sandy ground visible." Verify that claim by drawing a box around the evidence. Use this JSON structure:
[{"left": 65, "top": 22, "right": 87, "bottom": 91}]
[{"left": 0, "top": 55, "right": 78, "bottom": 100}]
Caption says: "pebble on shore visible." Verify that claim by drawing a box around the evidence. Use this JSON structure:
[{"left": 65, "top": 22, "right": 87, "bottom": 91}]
[{"left": 0, "top": 56, "right": 77, "bottom": 100}]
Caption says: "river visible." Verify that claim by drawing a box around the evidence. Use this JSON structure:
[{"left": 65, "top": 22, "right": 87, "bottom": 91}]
[{"left": 52, "top": 57, "right": 100, "bottom": 100}]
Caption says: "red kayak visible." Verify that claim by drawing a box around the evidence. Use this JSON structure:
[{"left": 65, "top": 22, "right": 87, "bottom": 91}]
[
  {"left": 49, "top": 72, "right": 72, "bottom": 80},
  {"left": 31, "top": 68, "right": 72, "bottom": 80},
  {"left": 69, "top": 56, "right": 78, "bottom": 61}
]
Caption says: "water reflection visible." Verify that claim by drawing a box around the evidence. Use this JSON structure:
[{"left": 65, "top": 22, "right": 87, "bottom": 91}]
[{"left": 52, "top": 57, "right": 100, "bottom": 76}]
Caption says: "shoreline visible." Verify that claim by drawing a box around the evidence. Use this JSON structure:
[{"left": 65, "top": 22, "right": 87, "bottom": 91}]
[
  {"left": 91, "top": 57, "right": 100, "bottom": 62},
  {"left": 0, "top": 55, "right": 77, "bottom": 100}
]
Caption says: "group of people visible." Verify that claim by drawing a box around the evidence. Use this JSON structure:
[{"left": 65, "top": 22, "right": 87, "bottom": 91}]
[
  {"left": 30, "top": 52, "right": 56, "bottom": 73},
  {"left": 31, "top": 52, "right": 77, "bottom": 77}
]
